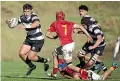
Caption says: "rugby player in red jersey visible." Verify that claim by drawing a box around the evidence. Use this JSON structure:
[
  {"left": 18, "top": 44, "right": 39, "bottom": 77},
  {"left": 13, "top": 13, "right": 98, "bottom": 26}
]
[{"left": 46, "top": 11, "right": 93, "bottom": 77}]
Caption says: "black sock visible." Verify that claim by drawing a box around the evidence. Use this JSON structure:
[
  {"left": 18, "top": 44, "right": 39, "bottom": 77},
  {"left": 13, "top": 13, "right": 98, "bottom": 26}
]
[
  {"left": 90, "top": 66, "right": 96, "bottom": 71},
  {"left": 36, "top": 56, "right": 48, "bottom": 63},
  {"left": 25, "top": 56, "right": 34, "bottom": 67},
  {"left": 95, "top": 61, "right": 101, "bottom": 64},
  {"left": 79, "top": 57, "right": 85, "bottom": 68},
  {"left": 102, "top": 64, "right": 108, "bottom": 72}
]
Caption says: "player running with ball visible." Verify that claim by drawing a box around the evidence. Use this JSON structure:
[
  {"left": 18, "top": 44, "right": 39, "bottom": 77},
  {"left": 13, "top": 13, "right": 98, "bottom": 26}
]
[{"left": 6, "top": 3, "right": 50, "bottom": 76}]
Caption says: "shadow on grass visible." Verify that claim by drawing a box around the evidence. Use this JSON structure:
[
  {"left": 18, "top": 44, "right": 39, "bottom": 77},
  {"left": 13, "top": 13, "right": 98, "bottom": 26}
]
[{"left": 2, "top": 75, "right": 64, "bottom": 80}]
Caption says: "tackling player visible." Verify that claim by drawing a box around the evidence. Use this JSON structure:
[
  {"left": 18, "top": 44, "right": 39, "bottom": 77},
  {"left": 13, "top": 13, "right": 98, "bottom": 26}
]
[
  {"left": 47, "top": 56, "right": 118, "bottom": 80},
  {"left": 46, "top": 11, "right": 92, "bottom": 77},
  {"left": 76, "top": 5, "right": 107, "bottom": 72},
  {"left": 6, "top": 4, "right": 50, "bottom": 76}
]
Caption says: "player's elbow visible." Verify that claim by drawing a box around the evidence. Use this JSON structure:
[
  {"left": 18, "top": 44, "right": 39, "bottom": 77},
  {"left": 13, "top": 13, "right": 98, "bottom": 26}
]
[
  {"left": 97, "top": 35, "right": 103, "bottom": 42},
  {"left": 32, "top": 21, "right": 39, "bottom": 28},
  {"left": 45, "top": 33, "right": 49, "bottom": 38},
  {"left": 45, "top": 32, "right": 50, "bottom": 38}
]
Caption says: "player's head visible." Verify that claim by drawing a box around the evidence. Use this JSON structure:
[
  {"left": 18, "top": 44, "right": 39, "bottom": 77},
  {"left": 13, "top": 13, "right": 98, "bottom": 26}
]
[
  {"left": 78, "top": 5, "right": 88, "bottom": 17},
  {"left": 23, "top": 4, "right": 33, "bottom": 17},
  {"left": 56, "top": 11, "right": 65, "bottom": 21}
]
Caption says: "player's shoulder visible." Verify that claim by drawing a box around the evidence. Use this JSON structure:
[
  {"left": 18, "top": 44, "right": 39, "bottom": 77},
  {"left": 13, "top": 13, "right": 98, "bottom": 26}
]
[
  {"left": 82, "top": 15, "right": 95, "bottom": 21},
  {"left": 63, "top": 20, "right": 74, "bottom": 25},
  {"left": 19, "top": 14, "right": 25, "bottom": 19},
  {"left": 31, "top": 12, "right": 37, "bottom": 16},
  {"left": 50, "top": 21, "right": 56, "bottom": 26},
  {"left": 31, "top": 12, "right": 40, "bottom": 21},
  {"left": 31, "top": 12, "right": 38, "bottom": 18}
]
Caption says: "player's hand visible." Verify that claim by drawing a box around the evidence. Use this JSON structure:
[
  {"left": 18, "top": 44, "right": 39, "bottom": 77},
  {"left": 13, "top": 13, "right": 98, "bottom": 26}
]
[
  {"left": 6, "top": 19, "right": 12, "bottom": 28},
  {"left": 88, "top": 46, "right": 95, "bottom": 50},
  {"left": 87, "top": 36, "right": 93, "bottom": 43},
  {"left": 6, "top": 18, "right": 18, "bottom": 28},
  {"left": 53, "top": 35, "right": 58, "bottom": 39}
]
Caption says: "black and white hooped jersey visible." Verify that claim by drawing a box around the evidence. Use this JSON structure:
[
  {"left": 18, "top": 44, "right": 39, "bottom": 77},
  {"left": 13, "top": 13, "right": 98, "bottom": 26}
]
[
  {"left": 81, "top": 15, "right": 106, "bottom": 47},
  {"left": 18, "top": 12, "right": 44, "bottom": 40}
]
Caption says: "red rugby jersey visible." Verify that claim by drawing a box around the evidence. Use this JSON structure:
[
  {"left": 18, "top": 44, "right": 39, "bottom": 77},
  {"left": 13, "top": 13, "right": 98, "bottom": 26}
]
[{"left": 48, "top": 20, "right": 74, "bottom": 46}]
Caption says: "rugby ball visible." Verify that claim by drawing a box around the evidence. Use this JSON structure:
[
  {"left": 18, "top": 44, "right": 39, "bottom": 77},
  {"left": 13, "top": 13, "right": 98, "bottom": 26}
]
[{"left": 8, "top": 18, "right": 18, "bottom": 28}]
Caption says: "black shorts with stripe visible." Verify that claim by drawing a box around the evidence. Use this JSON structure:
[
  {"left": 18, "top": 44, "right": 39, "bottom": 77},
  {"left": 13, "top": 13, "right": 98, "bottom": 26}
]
[
  {"left": 82, "top": 42, "right": 105, "bottom": 56},
  {"left": 23, "top": 38, "right": 44, "bottom": 52}
]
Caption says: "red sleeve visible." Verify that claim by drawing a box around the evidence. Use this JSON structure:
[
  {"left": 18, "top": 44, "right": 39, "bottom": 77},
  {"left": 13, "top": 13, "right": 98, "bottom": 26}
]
[{"left": 47, "top": 22, "right": 56, "bottom": 32}]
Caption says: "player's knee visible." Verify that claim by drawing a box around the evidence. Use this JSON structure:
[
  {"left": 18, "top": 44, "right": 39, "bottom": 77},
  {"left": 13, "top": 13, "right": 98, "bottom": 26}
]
[
  {"left": 28, "top": 54, "right": 37, "bottom": 60},
  {"left": 19, "top": 51, "right": 26, "bottom": 57},
  {"left": 91, "top": 54, "right": 99, "bottom": 63}
]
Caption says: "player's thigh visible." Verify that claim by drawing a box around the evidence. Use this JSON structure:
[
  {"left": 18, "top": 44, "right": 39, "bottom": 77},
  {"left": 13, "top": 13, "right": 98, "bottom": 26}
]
[
  {"left": 19, "top": 38, "right": 31, "bottom": 55},
  {"left": 62, "top": 42, "right": 75, "bottom": 61},
  {"left": 19, "top": 44, "right": 31, "bottom": 55}
]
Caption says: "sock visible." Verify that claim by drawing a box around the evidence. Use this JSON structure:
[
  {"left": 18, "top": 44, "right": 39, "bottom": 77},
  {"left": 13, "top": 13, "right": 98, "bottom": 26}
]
[
  {"left": 79, "top": 57, "right": 85, "bottom": 68},
  {"left": 53, "top": 68, "right": 58, "bottom": 74},
  {"left": 102, "top": 65, "right": 108, "bottom": 72},
  {"left": 36, "top": 56, "right": 48, "bottom": 63},
  {"left": 25, "top": 56, "right": 34, "bottom": 67},
  {"left": 90, "top": 66, "right": 96, "bottom": 71},
  {"left": 95, "top": 61, "right": 101, "bottom": 64}
]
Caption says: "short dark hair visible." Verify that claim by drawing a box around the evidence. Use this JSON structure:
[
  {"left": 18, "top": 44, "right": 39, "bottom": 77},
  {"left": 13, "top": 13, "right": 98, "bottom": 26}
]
[
  {"left": 78, "top": 5, "right": 88, "bottom": 11},
  {"left": 23, "top": 3, "right": 33, "bottom": 10}
]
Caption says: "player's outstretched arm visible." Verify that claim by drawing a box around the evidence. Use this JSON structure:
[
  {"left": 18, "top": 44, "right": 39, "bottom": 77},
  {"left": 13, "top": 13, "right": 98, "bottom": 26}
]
[
  {"left": 20, "top": 21, "right": 39, "bottom": 29},
  {"left": 73, "top": 28, "right": 84, "bottom": 34},
  {"left": 73, "top": 24, "right": 93, "bottom": 42}
]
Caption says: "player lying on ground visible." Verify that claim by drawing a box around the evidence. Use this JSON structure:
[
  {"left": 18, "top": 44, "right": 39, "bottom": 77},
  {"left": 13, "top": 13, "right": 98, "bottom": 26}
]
[
  {"left": 74, "top": 5, "right": 107, "bottom": 73},
  {"left": 48, "top": 57, "right": 118, "bottom": 80},
  {"left": 46, "top": 11, "right": 93, "bottom": 77},
  {"left": 6, "top": 3, "right": 50, "bottom": 76}
]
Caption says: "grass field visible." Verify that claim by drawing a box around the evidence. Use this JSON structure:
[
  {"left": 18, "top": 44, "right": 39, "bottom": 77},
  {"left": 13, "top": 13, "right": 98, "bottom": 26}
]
[
  {"left": 1, "top": 60, "right": 120, "bottom": 81},
  {"left": 1, "top": 1, "right": 120, "bottom": 81}
]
